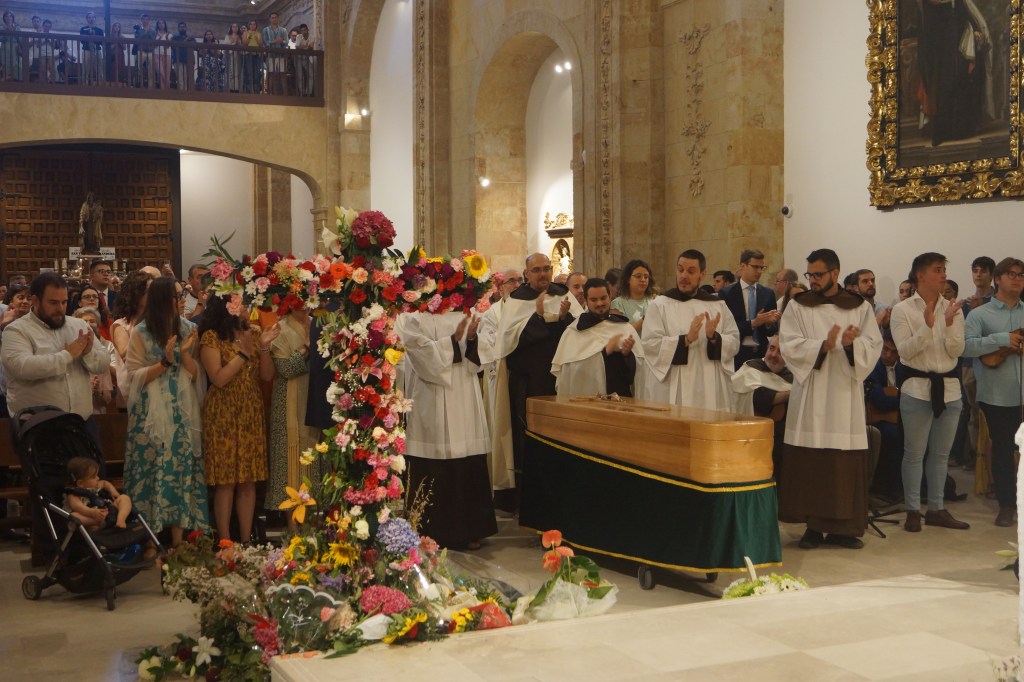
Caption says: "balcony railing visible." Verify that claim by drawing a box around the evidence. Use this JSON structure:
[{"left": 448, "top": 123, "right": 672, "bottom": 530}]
[{"left": 0, "top": 31, "right": 323, "bottom": 106}]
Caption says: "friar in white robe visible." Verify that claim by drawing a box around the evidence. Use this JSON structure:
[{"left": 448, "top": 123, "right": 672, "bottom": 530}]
[
  {"left": 552, "top": 277, "right": 643, "bottom": 397},
  {"left": 778, "top": 249, "right": 882, "bottom": 548},
  {"left": 475, "top": 270, "right": 522, "bottom": 496},
  {"left": 639, "top": 249, "right": 739, "bottom": 411},
  {"left": 493, "top": 253, "right": 584, "bottom": 510},
  {"left": 395, "top": 310, "right": 497, "bottom": 549}
]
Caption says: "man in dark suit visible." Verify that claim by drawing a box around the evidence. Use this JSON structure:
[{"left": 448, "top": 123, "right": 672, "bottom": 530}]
[
  {"left": 719, "top": 249, "right": 780, "bottom": 369},
  {"left": 89, "top": 260, "right": 117, "bottom": 312}
]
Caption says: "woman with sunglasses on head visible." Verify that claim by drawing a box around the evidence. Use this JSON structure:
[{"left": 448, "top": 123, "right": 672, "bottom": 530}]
[{"left": 76, "top": 285, "right": 112, "bottom": 341}]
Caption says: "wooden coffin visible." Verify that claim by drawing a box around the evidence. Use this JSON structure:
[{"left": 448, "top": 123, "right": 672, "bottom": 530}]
[{"left": 526, "top": 396, "right": 774, "bottom": 484}]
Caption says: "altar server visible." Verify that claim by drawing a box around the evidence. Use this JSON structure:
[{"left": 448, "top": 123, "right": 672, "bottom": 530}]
[
  {"left": 639, "top": 249, "right": 739, "bottom": 410},
  {"left": 395, "top": 310, "right": 497, "bottom": 550},
  {"left": 778, "top": 248, "right": 882, "bottom": 550},
  {"left": 552, "top": 277, "right": 643, "bottom": 397},
  {"left": 476, "top": 270, "right": 522, "bottom": 501},
  {"left": 494, "top": 253, "right": 584, "bottom": 509}
]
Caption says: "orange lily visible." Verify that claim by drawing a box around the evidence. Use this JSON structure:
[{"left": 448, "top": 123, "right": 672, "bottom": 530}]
[{"left": 279, "top": 483, "right": 317, "bottom": 524}]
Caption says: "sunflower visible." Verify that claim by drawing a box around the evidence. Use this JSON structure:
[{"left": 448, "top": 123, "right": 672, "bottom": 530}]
[{"left": 466, "top": 252, "right": 488, "bottom": 278}]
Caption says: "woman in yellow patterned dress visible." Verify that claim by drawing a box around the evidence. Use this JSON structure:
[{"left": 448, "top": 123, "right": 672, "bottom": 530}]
[{"left": 199, "top": 295, "right": 279, "bottom": 542}]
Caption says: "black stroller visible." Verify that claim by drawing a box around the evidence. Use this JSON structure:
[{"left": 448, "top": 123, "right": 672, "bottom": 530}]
[{"left": 14, "top": 406, "right": 165, "bottom": 610}]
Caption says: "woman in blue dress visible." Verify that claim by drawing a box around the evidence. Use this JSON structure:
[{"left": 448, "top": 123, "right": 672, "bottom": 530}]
[{"left": 123, "top": 277, "right": 207, "bottom": 546}]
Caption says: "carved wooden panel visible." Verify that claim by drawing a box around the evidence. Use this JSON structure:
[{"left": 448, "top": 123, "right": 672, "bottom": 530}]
[{"left": 0, "top": 150, "right": 175, "bottom": 280}]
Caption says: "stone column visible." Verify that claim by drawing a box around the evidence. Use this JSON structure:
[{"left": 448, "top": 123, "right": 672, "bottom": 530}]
[
  {"left": 253, "top": 166, "right": 293, "bottom": 254},
  {"left": 661, "top": 0, "right": 784, "bottom": 277}
]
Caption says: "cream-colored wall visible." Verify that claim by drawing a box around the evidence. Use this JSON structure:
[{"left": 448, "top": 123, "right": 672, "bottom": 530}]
[
  {"left": 525, "top": 50, "right": 573, "bottom": 261},
  {"left": 784, "top": 0, "right": 1022, "bottom": 304},
  {"left": 0, "top": 93, "right": 329, "bottom": 205},
  {"left": 180, "top": 152, "right": 255, "bottom": 270},
  {"left": 369, "top": 0, "right": 415, "bottom": 254}
]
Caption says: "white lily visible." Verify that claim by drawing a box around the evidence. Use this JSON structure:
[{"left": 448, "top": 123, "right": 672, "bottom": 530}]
[{"left": 194, "top": 636, "right": 222, "bottom": 668}]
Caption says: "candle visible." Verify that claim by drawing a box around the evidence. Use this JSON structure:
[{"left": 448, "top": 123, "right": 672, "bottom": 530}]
[
  {"left": 61, "top": 258, "right": 67, "bottom": 272},
  {"left": 53, "top": 258, "right": 58, "bottom": 271}
]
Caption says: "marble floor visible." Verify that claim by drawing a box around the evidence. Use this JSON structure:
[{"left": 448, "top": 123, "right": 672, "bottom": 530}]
[{"left": 0, "top": 468, "right": 1019, "bottom": 681}]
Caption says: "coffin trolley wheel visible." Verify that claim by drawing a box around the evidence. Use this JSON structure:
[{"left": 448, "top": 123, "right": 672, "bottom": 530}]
[
  {"left": 105, "top": 586, "right": 116, "bottom": 611},
  {"left": 21, "top": 575, "right": 42, "bottom": 600},
  {"left": 637, "top": 565, "right": 655, "bottom": 590},
  {"left": 706, "top": 572, "right": 718, "bottom": 584}
]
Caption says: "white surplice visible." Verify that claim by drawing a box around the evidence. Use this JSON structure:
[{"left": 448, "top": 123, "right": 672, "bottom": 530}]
[
  {"left": 731, "top": 361, "right": 793, "bottom": 416},
  {"left": 780, "top": 296, "right": 882, "bottom": 450},
  {"left": 396, "top": 311, "right": 489, "bottom": 459},
  {"left": 638, "top": 294, "right": 740, "bottom": 410},
  {"left": 552, "top": 316, "right": 643, "bottom": 397},
  {"left": 475, "top": 300, "right": 514, "bottom": 490}
]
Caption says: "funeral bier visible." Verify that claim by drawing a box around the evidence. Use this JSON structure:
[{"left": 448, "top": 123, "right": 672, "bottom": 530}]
[{"left": 526, "top": 396, "right": 773, "bottom": 484}]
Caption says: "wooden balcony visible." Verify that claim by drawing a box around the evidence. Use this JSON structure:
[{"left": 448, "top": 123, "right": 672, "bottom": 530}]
[{"left": 0, "top": 31, "right": 323, "bottom": 106}]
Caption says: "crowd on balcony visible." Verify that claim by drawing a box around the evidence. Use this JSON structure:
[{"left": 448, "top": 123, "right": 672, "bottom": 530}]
[{"left": 0, "top": 9, "right": 318, "bottom": 96}]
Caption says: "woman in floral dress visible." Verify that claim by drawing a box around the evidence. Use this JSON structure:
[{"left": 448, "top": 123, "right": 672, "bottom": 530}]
[
  {"left": 123, "top": 277, "right": 207, "bottom": 546},
  {"left": 200, "top": 295, "right": 279, "bottom": 542}
]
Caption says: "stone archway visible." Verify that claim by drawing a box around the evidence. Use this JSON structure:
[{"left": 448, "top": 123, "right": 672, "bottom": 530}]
[{"left": 469, "top": 14, "right": 585, "bottom": 274}]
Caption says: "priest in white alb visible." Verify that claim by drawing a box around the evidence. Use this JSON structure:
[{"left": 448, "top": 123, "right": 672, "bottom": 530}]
[
  {"left": 494, "top": 253, "right": 584, "bottom": 510},
  {"left": 778, "top": 248, "right": 882, "bottom": 551},
  {"left": 552, "top": 277, "right": 643, "bottom": 397},
  {"left": 639, "top": 249, "right": 739, "bottom": 410},
  {"left": 395, "top": 310, "right": 497, "bottom": 550}
]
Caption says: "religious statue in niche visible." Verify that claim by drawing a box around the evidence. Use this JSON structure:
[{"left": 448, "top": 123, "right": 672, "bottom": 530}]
[
  {"left": 79, "top": 192, "right": 103, "bottom": 253},
  {"left": 551, "top": 238, "right": 572, "bottom": 277}
]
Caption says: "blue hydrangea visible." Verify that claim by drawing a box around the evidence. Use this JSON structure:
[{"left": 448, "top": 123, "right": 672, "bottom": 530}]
[{"left": 376, "top": 518, "right": 420, "bottom": 555}]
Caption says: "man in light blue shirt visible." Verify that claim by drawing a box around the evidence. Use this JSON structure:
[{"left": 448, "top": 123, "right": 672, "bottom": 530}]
[
  {"left": 963, "top": 257, "right": 1024, "bottom": 527},
  {"left": 262, "top": 12, "right": 289, "bottom": 95}
]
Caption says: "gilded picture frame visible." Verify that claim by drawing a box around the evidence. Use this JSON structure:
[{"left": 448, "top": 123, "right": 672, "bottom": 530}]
[{"left": 867, "top": 0, "right": 1023, "bottom": 207}]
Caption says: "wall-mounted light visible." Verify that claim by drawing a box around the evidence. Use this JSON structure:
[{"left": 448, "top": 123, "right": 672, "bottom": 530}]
[
  {"left": 479, "top": 177, "right": 491, "bottom": 188},
  {"left": 554, "top": 64, "right": 563, "bottom": 73},
  {"left": 563, "top": 61, "right": 572, "bottom": 71},
  {"left": 555, "top": 61, "right": 572, "bottom": 74},
  {"left": 360, "top": 108, "right": 370, "bottom": 116}
]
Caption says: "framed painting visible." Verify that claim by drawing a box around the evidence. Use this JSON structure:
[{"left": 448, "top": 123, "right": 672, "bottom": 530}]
[{"left": 866, "top": 0, "right": 1023, "bottom": 206}]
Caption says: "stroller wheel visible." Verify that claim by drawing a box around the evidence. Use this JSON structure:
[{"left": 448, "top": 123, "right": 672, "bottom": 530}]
[
  {"left": 105, "top": 586, "right": 116, "bottom": 611},
  {"left": 21, "top": 575, "right": 42, "bottom": 600}
]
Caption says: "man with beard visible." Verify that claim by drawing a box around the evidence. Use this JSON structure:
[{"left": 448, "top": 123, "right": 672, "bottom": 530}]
[
  {"left": 494, "top": 254, "right": 583, "bottom": 510},
  {"left": 552, "top": 278, "right": 642, "bottom": 397},
  {"left": 778, "top": 249, "right": 882, "bottom": 550},
  {"left": 2, "top": 273, "right": 111, "bottom": 455},
  {"left": 639, "top": 249, "right": 739, "bottom": 409}
]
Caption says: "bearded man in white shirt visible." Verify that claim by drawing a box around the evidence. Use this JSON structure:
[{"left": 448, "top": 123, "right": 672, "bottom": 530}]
[{"left": 889, "top": 252, "right": 968, "bottom": 533}]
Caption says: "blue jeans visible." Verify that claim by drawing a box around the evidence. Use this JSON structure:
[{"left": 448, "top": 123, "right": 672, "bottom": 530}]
[{"left": 901, "top": 394, "right": 962, "bottom": 511}]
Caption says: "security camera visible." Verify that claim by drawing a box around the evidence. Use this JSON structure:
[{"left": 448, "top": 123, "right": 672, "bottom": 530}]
[{"left": 781, "top": 204, "right": 793, "bottom": 218}]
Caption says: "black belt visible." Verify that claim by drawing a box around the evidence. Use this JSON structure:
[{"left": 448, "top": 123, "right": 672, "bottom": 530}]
[{"left": 900, "top": 365, "right": 959, "bottom": 417}]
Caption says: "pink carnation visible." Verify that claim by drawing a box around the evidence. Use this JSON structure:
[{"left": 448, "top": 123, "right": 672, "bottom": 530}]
[
  {"left": 226, "top": 294, "right": 244, "bottom": 318},
  {"left": 450, "top": 258, "right": 464, "bottom": 272},
  {"left": 401, "top": 290, "right": 420, "bottom": 303},
  {"left": 209, "top": 260, "right": 234, "bottom": 280},
  {"left": 352, "top": 268, "right": 368, "bottom": 284},
  {"left": 448, "top": 293, "right": 464, "bottom": 310},
  {"left": 427, "top": 294, "right": 443, "bottom": 312},
  {"left": 359, "top": 585, "right": 413, "bottom": 615}
]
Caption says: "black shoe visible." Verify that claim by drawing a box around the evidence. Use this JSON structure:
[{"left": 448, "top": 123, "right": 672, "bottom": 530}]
[
  {"left": 824, "top": 534, "right": 864, "bottom": 549},
  {"left": 798, "top": 529, "right": 824, "bottom": 549}
]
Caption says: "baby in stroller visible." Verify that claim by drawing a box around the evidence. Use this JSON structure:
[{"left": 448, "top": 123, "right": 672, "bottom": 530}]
[{"left": 65, "top": 456, "right": 132, "bottom": 531}]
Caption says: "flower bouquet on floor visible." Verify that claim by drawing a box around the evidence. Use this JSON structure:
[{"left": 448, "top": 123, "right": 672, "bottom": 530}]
[
  {"left": 512, "top": 530, "right": 617, "bottom": 623},
  {"left": 721, "top": 557, "right": 809, "bottom": 599}
]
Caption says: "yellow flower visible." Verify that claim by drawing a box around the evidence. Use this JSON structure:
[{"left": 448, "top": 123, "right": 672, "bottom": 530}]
[
  {"left": 282, "top": 535, "right": 304, "bottom": 562},
  {"left": 324, "top": 541, "right": 358, "bottom": 568},
  {"left": 383, "top": 348, "right": 404, "bottom": 366},
  {"left": 299, "top": 449, "right": 316, "bottom": 467},
  {"left": 289, "top": 572, "right": 311, "bottom": 585},
  {"left": 279, "top": 483, "right": 317, "bottom": 525},
  {"left": 315, "top": 441, "right": 329, "bottom": 454},
  {"left": 384, "top": 612, "right": 428, "bottom": 644},
  {"left": 466, "top": 252, "right": 488, "bottom": 279}
]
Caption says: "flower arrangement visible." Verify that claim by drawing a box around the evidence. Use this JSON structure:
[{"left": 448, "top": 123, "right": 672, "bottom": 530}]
[
  {"left": 512, "top": 530, "right": 617, "bottom": 623},
  {"left": 139, "top": 207, "right": 539, "bottom": 679},
  {"left": 721, "top": 558, "right": 809, "bottom": 599}
]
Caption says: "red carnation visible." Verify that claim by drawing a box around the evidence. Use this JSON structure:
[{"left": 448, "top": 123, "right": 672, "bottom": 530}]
[
  {"left": 349, "top": 288, "right": 367, "bottom": 305},
  {"left": 253, "top": 260, "right": 267, "bottom": 276},
  {"left": 319, "top": 273, "right": 336, "bottom": 289},
  {"left": 381, "top": 286, "right": 399, "bottom": 302}
]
